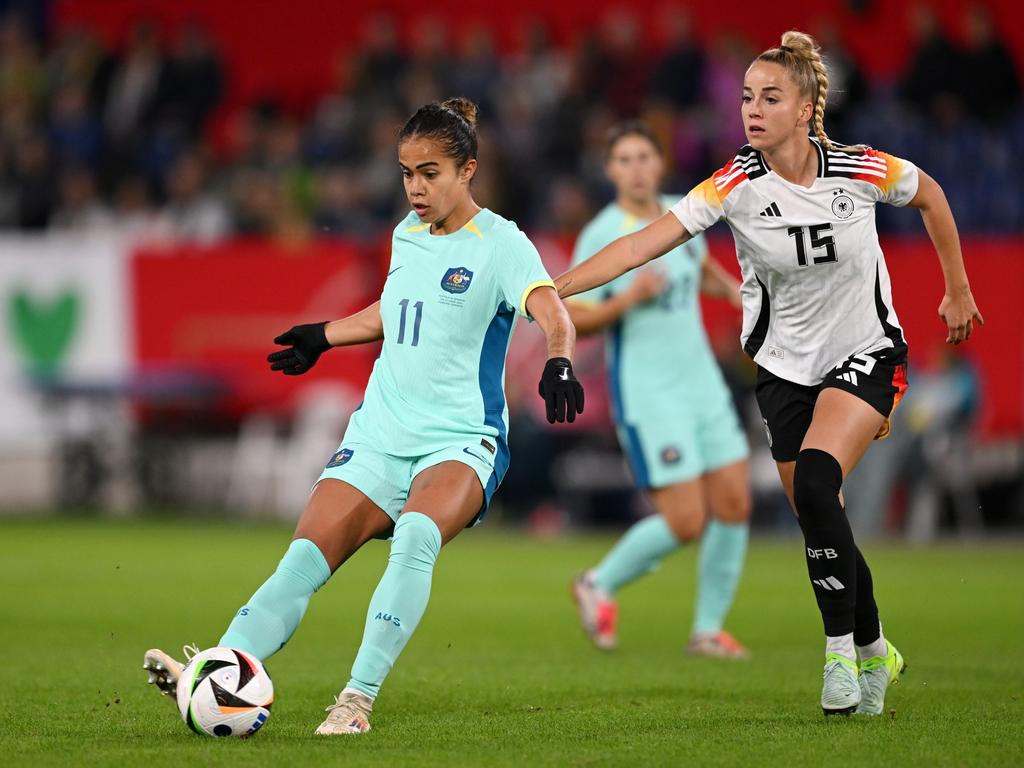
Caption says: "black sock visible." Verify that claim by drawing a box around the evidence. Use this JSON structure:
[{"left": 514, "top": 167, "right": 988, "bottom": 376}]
[
  {"left": 853, "top": 546, "right": 881, "bottom": 646},
  {"left": 794, "top": 449, "right": 857, "bottom": 637}
]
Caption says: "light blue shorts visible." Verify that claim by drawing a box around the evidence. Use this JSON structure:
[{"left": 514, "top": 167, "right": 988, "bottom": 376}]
[
  {"left": 617, "top": 395, "right": 749, "bottom": 490},
  {"left": 315, "top": 437, "right": 501, "bottom": 528}
]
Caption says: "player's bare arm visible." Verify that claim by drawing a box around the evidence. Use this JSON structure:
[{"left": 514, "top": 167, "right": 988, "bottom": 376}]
[
  {"left": 527, "top": 286, "right": 576, "bottom": 362},
  {"left": 325, "top": 300, "right": 384, "bottom": 346},
  {"left": 555, "top": 212, "right": 692, "bottom": 300},
  {"left": 907, "top": 169, "right": 984, "bottom": 345}
]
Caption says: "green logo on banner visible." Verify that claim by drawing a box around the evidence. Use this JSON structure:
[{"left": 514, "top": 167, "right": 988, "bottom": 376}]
[{"left": 7, "top": 289, "right": 80, "bottom": 374}]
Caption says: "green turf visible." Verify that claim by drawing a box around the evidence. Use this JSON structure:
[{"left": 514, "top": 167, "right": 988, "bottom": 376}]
[{"left": 2, "top": 518, "right": 1022, "bottom": 767}]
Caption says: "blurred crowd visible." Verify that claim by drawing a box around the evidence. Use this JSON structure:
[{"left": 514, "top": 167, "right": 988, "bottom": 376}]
[{"left": 0, "top": 5, "right": 1021, "bottom": 243}]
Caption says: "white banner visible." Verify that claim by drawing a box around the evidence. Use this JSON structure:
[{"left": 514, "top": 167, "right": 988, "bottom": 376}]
[{"left": 0, "top": 235, "right": 131, "bottom": 449}]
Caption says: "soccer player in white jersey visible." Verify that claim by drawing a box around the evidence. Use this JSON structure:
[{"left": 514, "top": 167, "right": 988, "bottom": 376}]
[
  {"left": 568, "top": 121, "right": 753, "bottom": 659},
  {"left": 554, "top": 31, "right": 983, "bottom": 716},
  {"left": 143, "top": 98, "right": 584, "bottom": 734}
]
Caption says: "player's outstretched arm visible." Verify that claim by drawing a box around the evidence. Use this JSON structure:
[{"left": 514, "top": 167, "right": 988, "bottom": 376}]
[
  {"left": 554, "top": 212, "right": 691, "bottom": 300},
  {"left": 566, "top": 269, "right": 668, "bottom": 337},
  {"left": 527, "top": 286, "right": 584, "bottom": 423},
  {"left": 908, "top": 170, "right": 984, "bottom": 345},
  {"left": 268, "top": 300, "right": 383, "bottom": 376}
]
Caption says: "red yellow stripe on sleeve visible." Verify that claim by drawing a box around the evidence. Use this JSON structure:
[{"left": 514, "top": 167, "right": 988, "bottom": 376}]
[
  {"left": 710, "top": 159, "right": 747, "bottom": 201},
  {"left": 851, "top": 148, "right": 903, "bottom": 195}
]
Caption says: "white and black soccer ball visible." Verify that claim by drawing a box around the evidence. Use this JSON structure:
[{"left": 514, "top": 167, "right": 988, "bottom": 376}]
[{"left": 176, "top": 647, "right": 273, "bottom": 737}]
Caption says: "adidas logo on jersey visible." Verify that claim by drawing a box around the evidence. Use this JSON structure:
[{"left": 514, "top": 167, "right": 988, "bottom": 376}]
[
  {"left": 758, "top": 202, "right": 782, "bottom": 217},
  {"left": 837, "top": 371, "right": 859, "bottom": 386}
]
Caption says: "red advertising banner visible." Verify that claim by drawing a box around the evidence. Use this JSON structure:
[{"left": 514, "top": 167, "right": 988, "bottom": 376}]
[
  {"left": 133, "top": 236, "right": 1022, "bottom": 438},
  {"left": 131, "top": 240, "right": 380, "bottom": 416}
]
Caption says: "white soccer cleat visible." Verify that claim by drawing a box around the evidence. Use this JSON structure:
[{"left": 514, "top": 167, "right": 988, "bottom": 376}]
[
  {"left": 821, "top": 653, "right": 862, "bottom": 716},
  {"left": 143, "top": 644, "right": 198, "bottom": 698},
  {"left": 856, "top": 640, "right": 906, "bottom": 715},
  {"left": 315, "top": 689, "right": 374, "bottom": 735},
  {"left": 571, "top": 571, "right": 618, "bottom": 651}
]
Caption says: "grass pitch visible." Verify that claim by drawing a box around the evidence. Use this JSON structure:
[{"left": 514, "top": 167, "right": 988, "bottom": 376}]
[{"left": 2, "top": 517, "right": 1022, "bottom": 767}]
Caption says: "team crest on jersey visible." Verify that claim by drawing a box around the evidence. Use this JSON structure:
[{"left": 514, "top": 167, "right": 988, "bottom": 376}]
[
  {"left": 831, "top": 191, "right": 854, "bottom": 220},
  {"left": 441, "top": 267, "right": 474, "bottom": 294},
  {"left": 661, "top": 446, "right": 682, "bottom": 465},
  {"left": 326, "top": 448, "right": 354, "bottom": 468}
]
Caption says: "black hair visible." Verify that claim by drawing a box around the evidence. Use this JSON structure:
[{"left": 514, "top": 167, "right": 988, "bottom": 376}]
[
  {"left": 604, "top": 120, "right": 663, "bottom": 159},
  {"left": 398, "top": 97, "right": 479, "bottom": 168}
]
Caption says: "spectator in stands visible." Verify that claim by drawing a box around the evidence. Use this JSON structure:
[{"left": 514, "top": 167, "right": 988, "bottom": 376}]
[
  {"left": 96, "top": 20, "right": 164, "bottom": 144},
  {"left": 702, "top": 33, "right": 752, "bottom": 160},
  {"left": 901, "top": 6, "right": 962, "bottom": 121},
  {"left": 158, "top": 21, "right": 224, "bottom": 138},
  {"left": 47, "top": 82, "right": 103, "bottom": 168},
  {"left": 0, "top": 14, "right": 42, "bottom": 119},
  {"left": 814, "top": 21, "right": 867, "bottom": 140},
  {"left": 159, "top": 150, "right": 228, "bottom": 242},
  {"left": 42, "top": 24, "right": 103, "bottom": 107},
  {"left": 11, "top": 135, "right": 54, "bottom": 229},
  {"left": 352, "top": 13, "right": 406, "bottom": 111},
  {"left": 110, "top": 173, "right": 163, "bottom": 240},
  {"left": 649, "top": 8, "right": 705, "bottom": 111},
  {"left": 448, "top": 24, "right": 500, "bottom": 115},
  {"left": 50, "top": 164, "right": 110, "bottom": 232},
  {"left": 959, "top": 5, "right": 1021, "bottom": 124},
  {"left": 586, "top": 10, "right": 651, "bottom": 118}
]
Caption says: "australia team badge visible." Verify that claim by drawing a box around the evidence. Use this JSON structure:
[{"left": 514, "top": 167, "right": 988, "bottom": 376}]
[
  {"left": 441, "top": 267, "right": 474, "bottom": 294},
  {"left": 326, "top": 448, "right": 354, "bottom": 468}
]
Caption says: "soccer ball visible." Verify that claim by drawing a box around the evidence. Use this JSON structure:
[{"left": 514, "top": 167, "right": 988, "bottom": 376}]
[{"left": 176, "top": 647, "right": 273, "bottom": 737}]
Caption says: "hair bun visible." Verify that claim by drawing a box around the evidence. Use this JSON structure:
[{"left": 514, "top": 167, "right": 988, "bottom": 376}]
[
  {"left": 440, "top": 97, "right": 479, "bottom": 129},
  {"left": 779, "top": 30, "right": 816, "bottom": 57}
]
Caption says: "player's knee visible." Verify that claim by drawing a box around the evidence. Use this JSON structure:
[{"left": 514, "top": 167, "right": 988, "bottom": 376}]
[
  {"left": 389, "top": 512, "right": 442, "bottom": 571},
  {"left": 714, "top": 487, "right": 752, "bottom": 524},
  {"left": 664, "top": 508, "right": 705, "bottom": 542},
  {"left": 792, "top": 449, "right": 843, "bottom": 524}
]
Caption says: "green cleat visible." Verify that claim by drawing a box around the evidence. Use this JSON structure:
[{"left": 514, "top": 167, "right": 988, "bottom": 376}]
[
  {"left": 821, "top": 653, "right": 861, "bottom": 715},
  {"left": 856, "top": 641, "right": 906, "bottom": 715}
]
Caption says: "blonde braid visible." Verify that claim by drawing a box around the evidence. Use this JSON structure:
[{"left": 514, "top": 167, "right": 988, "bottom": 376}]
[{"left": 807, "top": 50, "right": 835, "bottom": 151}]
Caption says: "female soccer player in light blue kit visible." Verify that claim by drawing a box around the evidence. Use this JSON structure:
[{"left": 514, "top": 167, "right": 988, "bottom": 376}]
[
  {"left": 569, "top": 122, "right": 753, "bottom": 658},
  {"left": 143, "top": 98, "right": 584, "bottom": 735}
]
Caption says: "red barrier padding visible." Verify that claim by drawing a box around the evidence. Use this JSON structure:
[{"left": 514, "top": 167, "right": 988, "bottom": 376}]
[{"left": 131, "top": 240, "right": 380, "bottom": 417}]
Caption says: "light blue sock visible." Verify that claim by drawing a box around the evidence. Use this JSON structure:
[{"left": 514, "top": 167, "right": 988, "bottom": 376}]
[
  {"left": 218, "top": 538, "right": 331, "bottom": 660},
  {"left": 693, "top": 520, "right": 749, "bottom": 635},
  {"left": 347, "top": 512, "right": 441, "bottom": 698},
  {"left": 593, "top": 514, "right": 680, "bottom": 594}
]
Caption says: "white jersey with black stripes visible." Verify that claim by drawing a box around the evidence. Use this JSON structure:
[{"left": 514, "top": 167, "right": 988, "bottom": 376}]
[{"left": 670, "top": 138, "right": 919, "bottom": 386}]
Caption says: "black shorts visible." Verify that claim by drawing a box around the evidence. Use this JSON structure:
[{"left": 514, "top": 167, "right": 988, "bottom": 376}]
[{"left": 754, "top": 349, "right": 909, "bottom": 462}]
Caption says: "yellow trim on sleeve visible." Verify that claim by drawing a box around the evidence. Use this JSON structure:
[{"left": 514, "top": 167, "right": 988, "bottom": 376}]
[
  {"left": 405, "top": 222, "right": 431, "bottom": 233},
  {"left": 462, "top": 220, "right": 484, "bottom": 239},
  {"left": 519, "top": 279, "right": 556, "bottom": 317}
]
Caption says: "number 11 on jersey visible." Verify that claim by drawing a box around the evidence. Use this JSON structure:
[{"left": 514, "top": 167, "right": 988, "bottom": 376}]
[{"left": 397, "top": 299, "right": 423, "bottom": 346}]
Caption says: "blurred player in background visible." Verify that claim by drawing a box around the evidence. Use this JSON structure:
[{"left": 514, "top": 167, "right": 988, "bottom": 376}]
[
  {"left": 568, "top": 121, "right": 752, "bottom": 659},
  {"left": 554, "top": 31, "right": 983, "bottom": 716},
  {"left": 144, "top": 97, "right": 584, "bottom": 735}
]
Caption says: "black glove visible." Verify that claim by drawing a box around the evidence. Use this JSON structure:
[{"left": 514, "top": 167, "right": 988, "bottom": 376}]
[
  {"left": 267, "top": 322, "right": 331, "bottom": 375},
  {"left": 538, "top": 357, "right": 585, "bottom": 424}
]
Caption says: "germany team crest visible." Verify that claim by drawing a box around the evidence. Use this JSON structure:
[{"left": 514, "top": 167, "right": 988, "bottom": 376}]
[{"left": 441, "top": 267, "right": 474, "bottom": 294}]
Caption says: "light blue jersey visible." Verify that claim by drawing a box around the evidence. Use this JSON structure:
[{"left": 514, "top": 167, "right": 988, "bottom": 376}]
[
  {"left": 570, "top": 197, "right": 748, "bottom": 487},
  {"left": 327, "top": 208, "right": 553, "bottom": 517}
]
